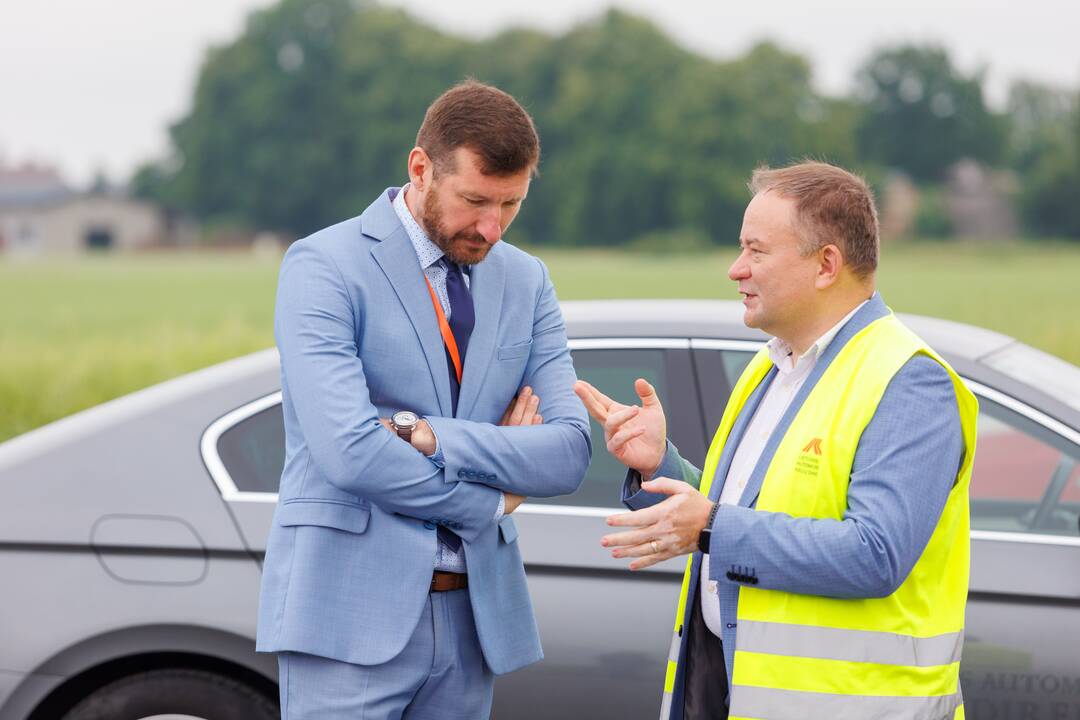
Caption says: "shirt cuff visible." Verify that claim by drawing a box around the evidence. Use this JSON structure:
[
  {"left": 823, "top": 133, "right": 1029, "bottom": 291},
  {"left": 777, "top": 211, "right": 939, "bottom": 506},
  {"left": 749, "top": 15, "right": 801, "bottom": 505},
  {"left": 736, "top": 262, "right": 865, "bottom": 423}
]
[{"left": 494, "top": 492, "right": 506, "bottom": 521}]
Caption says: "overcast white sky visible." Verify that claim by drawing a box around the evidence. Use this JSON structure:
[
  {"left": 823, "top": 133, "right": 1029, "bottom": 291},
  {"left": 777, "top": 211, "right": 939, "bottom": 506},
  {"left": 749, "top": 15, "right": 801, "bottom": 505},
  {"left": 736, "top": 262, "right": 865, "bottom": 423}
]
[{"left": 2, "top": 0, "right": 1077, "bottom": 185}]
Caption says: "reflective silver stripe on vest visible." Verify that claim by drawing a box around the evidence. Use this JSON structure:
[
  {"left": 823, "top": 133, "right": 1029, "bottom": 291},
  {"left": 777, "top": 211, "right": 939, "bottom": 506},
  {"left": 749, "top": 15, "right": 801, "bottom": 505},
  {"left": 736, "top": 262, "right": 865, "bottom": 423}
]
[
  {"left": 658, "top": 692, "right": 672, "bottom": 720},
  {"left": 729, "top": 685, "right": 963, "bottom": 720},
  {"left": 736, "top": 620, "right": 963, "bottom": 667},
  {"left": 658, "top": 630, "right": 680, "bottom": 719}
]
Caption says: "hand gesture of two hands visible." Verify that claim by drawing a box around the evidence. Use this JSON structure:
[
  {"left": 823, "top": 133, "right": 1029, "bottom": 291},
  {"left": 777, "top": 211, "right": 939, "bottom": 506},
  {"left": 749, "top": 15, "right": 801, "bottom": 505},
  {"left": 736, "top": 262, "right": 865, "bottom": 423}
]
[{"left": 574, "top": 377, "right": 712, "bottom": 570}]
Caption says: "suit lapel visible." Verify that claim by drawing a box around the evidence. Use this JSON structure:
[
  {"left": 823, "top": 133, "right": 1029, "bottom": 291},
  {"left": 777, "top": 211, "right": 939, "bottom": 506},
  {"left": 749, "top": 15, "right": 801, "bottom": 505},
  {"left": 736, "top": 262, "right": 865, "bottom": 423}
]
[
  {"left": 455, "top": 248, "right": 506, "bottom": 419},
  {"left": 366, "top": 193, "right": 454, "bottom": 417}
]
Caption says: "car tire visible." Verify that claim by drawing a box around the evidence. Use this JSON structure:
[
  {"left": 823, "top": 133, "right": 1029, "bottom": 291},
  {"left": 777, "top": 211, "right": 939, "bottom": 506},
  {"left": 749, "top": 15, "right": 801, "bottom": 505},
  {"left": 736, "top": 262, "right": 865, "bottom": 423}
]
[{"left": 61, "top": 667, "right": 278, "bottom": 720}]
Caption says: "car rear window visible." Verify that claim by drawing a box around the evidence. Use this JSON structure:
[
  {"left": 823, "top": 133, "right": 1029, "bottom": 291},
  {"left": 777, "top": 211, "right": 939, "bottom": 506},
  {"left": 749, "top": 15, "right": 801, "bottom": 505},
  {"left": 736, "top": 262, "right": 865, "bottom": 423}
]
[{"left": 216, "top": 403, "right": 286, "bottom": 493}]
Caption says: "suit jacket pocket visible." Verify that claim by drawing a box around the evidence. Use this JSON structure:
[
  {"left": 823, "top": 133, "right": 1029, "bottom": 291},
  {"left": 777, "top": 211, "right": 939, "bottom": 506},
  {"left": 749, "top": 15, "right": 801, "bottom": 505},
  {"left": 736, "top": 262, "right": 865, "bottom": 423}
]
[
  {"left": 497, "top": 339, "right": 533, "bottom": 360},
  {"left": 498, "top": 516, "right": 519, "bottom": 544},
  {"left": 278, "top": 499, "right": 371, "bottom": 534}
]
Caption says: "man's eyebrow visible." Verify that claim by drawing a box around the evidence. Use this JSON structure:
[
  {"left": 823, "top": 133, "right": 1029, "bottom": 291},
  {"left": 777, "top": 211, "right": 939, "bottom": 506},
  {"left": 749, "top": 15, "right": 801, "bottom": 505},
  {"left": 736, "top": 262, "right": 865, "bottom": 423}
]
[
  {"left": 460, "top": 191, "right": 524, "bottom": 204},
  {"left": 740, "top": 237, "right": 762, "bottom": 248}
]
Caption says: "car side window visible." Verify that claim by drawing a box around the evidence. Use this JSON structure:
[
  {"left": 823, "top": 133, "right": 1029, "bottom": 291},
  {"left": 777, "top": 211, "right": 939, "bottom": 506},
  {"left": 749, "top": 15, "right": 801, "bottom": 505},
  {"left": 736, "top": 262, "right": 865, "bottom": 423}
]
[
  {"left": 216, "top": 403, "right": 286, "bottom": 494},
  {"left": 721, "top": 350, "right": 756, "bottom": 387},
  {"left": 970, "top": 396, "right": 1080, "bottom": 536}
]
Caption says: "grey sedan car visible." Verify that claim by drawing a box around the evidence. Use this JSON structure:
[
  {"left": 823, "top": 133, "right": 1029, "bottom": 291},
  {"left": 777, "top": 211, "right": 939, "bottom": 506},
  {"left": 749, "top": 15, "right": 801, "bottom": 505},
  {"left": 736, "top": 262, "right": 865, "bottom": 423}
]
[{"left": 1, "top": 300, "right": 1078, "bottom": 720}]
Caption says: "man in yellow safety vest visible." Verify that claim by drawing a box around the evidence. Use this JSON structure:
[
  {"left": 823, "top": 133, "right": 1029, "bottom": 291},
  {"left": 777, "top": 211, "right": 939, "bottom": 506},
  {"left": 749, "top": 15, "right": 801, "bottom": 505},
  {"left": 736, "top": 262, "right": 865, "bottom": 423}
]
[{"left": 575, "top": 161, "right": 977, "bottom": 719}]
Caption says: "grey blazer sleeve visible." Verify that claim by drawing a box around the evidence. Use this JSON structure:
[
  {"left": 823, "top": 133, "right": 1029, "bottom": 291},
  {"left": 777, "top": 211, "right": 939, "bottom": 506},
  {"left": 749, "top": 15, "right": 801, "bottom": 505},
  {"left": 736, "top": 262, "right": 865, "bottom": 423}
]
[
  {"left": 708, "top": 355, "right": 965, "bottom": 598},
  {"left": 622, "top": 440, "right": 704, "bottom": 510}
]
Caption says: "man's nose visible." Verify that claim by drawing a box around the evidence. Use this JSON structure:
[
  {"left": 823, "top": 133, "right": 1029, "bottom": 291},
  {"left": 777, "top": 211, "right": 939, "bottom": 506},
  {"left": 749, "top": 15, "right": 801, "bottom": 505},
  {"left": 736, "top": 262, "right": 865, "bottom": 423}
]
[
  {"left": 728, "top": 252, "right": 750, "bottom": 281},
  {"left": 477, "top": 210, "right": 502, "bottom": 245}
]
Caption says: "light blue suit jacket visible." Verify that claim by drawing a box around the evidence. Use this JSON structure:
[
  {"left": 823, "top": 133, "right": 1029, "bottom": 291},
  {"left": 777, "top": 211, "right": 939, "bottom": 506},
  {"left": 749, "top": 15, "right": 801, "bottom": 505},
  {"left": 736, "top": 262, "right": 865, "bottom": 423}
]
[
  {"left": 257, "top": 189, "right": 591, "bottom": 675},
  {"left": 623, "top": 294, "right": 965, "bottom": 711}
]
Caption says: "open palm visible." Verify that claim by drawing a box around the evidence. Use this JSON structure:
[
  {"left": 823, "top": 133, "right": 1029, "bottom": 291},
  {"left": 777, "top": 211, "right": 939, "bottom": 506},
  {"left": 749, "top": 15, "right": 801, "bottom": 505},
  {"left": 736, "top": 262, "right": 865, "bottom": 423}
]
[{"left": 574, "top": 378, "right": 667, "bottom": 475}]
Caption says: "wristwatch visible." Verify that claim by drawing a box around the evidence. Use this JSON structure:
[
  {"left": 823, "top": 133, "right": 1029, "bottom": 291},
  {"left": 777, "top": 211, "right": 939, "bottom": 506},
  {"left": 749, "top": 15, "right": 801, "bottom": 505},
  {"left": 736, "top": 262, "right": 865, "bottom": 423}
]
[
  {"left": 390, "top": 410, "right": 421, "bottom": 442},
  {"left": 698, "top": 502, "right": 720, "bottom": 554}
]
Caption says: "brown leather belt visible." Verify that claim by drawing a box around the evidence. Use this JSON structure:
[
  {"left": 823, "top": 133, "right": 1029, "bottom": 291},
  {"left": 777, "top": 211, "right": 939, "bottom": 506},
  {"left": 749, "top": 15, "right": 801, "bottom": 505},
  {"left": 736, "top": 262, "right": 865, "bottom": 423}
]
[{"left": 431, "top": 571, "right": 468, "bottom": 593}]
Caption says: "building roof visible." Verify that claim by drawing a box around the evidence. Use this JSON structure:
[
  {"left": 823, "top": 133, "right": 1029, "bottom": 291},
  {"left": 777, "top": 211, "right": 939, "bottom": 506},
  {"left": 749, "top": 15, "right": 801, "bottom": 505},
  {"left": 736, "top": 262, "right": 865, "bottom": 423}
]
[{"left": 0, "top": 163, "right": 75, "bottom": 211}]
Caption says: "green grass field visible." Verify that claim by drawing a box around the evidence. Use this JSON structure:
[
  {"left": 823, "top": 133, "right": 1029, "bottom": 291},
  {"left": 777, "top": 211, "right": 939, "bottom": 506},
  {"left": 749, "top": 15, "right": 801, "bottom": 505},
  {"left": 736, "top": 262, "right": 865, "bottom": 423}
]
[{"left": 2, "top": 242, "right": 1078, "bottom": 443}]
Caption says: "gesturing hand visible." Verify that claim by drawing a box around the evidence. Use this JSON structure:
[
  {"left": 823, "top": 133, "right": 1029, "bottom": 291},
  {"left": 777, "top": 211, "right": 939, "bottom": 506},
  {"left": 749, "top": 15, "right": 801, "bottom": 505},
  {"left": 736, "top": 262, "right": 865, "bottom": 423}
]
[
  {"left": 574, "top": 378, "right": 667, "bottom": 476},
  {"left": 600, "top": 478, "right": 714, "bottom": 570}
]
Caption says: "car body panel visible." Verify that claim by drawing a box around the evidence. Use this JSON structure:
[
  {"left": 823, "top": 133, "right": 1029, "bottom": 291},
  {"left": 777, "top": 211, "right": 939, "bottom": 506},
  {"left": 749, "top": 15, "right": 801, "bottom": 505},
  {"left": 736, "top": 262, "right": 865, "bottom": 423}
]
[{"left": 1, "top": 300, "right": 1078, "bottom": 720}]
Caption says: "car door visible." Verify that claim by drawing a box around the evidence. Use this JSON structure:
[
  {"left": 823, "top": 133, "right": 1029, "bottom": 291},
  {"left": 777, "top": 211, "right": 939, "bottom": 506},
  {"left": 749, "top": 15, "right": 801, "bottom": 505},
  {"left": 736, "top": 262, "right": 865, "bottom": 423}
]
[
  {"left": 492, "top": 338, "right": 708, "bottom": 720},
  {"left": 962, "top": 381, "right": 1080, "bottom": 719}
]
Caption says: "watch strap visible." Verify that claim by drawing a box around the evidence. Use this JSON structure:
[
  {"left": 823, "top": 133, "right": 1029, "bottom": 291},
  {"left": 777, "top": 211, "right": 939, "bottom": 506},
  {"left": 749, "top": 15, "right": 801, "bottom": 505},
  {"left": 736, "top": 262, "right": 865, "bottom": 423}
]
[{"left": 698, "top": 501, "right": 720, "bottom": 554}]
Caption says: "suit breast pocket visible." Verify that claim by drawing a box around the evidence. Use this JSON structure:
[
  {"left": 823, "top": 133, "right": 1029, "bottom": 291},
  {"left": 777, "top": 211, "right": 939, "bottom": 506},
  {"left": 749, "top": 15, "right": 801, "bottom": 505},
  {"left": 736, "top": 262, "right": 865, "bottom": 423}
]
[{"left": 497, "top": 339, "right": 533, "bottom": 361}]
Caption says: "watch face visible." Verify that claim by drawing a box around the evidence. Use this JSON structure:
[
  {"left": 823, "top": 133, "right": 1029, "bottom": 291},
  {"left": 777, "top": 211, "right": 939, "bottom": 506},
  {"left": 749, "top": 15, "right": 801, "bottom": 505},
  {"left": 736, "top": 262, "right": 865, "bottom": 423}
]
[{"left": 392, "top": 411, "right": 419, "bottom": 427}]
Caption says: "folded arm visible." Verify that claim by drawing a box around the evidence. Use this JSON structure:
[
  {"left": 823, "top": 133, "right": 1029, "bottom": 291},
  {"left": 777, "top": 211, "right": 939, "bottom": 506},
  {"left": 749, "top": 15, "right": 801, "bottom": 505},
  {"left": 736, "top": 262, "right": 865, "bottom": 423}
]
[
  {"left": 276, "top": 240, "right": 500, "bottom": 541},
  {"left": 424, "top": 259, "right": 592, "bottom": 498}
]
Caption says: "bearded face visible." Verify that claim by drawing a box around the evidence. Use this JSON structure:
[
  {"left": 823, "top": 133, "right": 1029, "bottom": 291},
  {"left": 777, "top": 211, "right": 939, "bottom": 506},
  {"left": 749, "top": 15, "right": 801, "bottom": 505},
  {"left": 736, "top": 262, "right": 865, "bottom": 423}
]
[
  {"left": 421, "top": 182, "right": 494, "bottom": 266},
  {"left": 408, "top": 146, "right": 532, "bottom": 266}
]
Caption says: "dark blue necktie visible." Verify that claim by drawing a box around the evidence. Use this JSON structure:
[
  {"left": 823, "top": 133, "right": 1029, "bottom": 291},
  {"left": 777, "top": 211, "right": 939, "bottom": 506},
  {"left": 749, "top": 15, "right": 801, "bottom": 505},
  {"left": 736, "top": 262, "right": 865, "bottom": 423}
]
[
  {"left": 443, "top": 260, "right": 474, "bottom": 416},
  {"left": 439, "top": 260, "right": 474, "bottom": 552}
]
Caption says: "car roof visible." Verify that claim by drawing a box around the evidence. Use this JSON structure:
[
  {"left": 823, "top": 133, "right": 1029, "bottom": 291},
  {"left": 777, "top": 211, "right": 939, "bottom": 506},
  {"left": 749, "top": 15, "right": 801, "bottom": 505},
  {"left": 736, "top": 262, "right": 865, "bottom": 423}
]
[{"left": 560, "top": 299, "right": 1015, "bottom": 362}]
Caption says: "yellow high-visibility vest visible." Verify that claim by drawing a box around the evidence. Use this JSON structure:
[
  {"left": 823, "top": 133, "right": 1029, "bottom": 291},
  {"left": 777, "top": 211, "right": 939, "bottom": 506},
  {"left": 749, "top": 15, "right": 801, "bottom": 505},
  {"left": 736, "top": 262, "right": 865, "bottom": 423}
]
[{"left": 661, "top": 313, "right": 978, "bottom": 720}]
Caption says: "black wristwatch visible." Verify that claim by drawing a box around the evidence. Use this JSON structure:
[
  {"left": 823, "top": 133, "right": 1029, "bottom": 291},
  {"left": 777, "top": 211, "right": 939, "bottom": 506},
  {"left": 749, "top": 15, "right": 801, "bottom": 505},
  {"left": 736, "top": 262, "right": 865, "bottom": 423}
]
[
  {"left": 698, "top": 502, "right": 720, "bottom": 554},
  {"left": 390, "top": 410, "right": 421, "bottom": 442}
]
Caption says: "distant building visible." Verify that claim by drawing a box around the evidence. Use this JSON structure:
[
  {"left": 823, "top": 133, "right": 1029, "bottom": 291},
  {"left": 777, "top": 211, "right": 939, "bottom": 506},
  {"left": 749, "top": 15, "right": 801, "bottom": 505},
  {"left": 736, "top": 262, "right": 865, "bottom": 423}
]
[
  {"left": 944, "top": 160, "right": 1019, "bottom": 239},
  {"left": 0, "top": 163, "right": 193, "bottom": 255},
  {"left": 879, "top": 172, "right": 920, "bottom": 241}
]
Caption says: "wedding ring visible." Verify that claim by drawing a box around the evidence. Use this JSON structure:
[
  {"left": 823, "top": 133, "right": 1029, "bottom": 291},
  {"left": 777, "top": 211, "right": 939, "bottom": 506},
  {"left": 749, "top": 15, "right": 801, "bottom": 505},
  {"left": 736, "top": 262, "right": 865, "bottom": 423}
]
[{"left": 651, "top": 540, "right": 660, "bottom": 554}]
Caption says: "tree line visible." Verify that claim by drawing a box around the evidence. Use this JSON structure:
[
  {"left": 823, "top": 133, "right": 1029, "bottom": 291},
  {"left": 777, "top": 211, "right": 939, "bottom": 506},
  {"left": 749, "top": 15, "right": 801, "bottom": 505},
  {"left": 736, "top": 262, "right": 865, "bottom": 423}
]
[{"left": 133, "top": 0, "right": 1080, "bottom": 245}]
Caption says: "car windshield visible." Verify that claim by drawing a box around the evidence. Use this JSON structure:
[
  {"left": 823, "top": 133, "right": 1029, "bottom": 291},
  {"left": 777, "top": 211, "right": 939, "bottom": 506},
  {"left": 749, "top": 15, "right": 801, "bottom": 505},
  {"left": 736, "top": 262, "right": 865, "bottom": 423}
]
[{"left": 982, "top": 343, "right": 1080, "bottom": 413}]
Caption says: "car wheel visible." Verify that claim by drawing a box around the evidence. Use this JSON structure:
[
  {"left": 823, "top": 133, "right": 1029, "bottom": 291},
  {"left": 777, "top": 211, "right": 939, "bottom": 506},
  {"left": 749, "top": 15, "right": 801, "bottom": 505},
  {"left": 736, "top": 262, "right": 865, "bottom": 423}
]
[{"left": 61, "top": 668, "right": 278, "bottom": 720}]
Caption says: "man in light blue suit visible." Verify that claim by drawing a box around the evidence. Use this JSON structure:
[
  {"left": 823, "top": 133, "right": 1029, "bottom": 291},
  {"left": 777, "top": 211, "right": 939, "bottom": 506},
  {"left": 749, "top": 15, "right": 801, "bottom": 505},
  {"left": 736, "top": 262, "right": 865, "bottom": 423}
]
[
  {"left": 257, "top": 81, "right": 591, "bottom": 719},
  {"left": 576, "top": 162, "right": 970, "bottom": 719}
]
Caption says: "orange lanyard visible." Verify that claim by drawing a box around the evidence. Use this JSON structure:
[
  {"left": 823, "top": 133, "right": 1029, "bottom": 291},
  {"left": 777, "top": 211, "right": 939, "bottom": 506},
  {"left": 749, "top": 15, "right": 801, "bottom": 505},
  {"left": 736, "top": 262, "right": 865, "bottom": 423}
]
[{"left": 424, "top": 275, "right": 463, "bottom": 383}]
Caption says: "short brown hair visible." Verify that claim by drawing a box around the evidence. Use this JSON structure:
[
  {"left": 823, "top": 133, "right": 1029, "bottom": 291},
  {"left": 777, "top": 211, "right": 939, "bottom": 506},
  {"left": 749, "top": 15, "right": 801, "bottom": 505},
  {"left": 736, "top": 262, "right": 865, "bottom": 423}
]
[
  {"left": 416, "top": 80, "right": 540, "bottom": 178},
  {"left": 749, "top": 161, "right": 879, "bottom": 278}
]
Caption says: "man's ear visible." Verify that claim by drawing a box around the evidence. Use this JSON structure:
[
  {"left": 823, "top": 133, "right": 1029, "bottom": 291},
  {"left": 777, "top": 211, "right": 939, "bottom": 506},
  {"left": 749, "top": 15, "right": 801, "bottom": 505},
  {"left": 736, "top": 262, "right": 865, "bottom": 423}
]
[
  {"left": 815, "top": 244, "right": 844, "bottom": 289},
  {"left": 407, "top": 147, "right": 433, "bottom": 191}
]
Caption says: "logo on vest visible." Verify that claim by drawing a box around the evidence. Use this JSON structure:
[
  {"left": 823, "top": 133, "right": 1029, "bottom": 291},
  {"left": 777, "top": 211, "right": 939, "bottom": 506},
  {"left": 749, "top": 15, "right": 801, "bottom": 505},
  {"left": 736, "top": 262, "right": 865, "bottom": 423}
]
[{"left": 795, "top": 438, "right": 823, "bottom": 476}]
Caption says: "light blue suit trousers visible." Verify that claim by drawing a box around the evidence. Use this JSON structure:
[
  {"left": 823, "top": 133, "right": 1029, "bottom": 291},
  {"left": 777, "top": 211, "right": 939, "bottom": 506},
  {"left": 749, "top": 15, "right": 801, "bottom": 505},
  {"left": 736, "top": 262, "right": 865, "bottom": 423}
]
[{"left": 278, "top": 590, "right": 491, "bottom": 719}]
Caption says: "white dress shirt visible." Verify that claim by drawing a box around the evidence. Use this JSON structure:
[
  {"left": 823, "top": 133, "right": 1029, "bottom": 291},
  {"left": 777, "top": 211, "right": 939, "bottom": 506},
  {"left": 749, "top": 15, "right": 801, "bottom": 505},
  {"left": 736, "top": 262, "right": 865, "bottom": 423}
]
[{"left": 699, "top": 300, "right": 868, "bottom": 637}]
